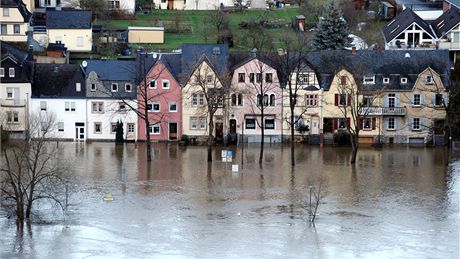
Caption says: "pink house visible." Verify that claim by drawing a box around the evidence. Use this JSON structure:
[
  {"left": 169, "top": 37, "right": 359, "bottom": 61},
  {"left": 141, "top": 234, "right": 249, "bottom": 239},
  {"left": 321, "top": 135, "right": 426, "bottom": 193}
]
[
  {"left": 138, "top": 54, "right": 182, "bottom": 141},
  {"left": 228, "top": 56, "right": 282, "bottom": 143}
]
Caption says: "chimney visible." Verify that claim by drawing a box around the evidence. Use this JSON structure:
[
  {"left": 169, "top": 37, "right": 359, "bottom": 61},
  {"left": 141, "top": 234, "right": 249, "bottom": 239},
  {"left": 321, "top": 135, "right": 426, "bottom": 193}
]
[
  {"left": 251, "top": 48, "right": 258, "bottom": 57},
  {"left": 351, "top": 46, "right": 357, "bottom": 54}
]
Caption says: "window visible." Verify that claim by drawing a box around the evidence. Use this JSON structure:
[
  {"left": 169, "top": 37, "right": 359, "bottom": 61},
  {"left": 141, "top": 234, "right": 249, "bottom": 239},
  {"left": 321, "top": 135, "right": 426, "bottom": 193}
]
[
  {"left": 148, "top": 102, "right": 160, "bottom": 112},
  {"left": 340, "top": 75, "right": 347, "bottom": 85},
  {"left": 6, "top": 111, "right": 19, "bottom": 123},
  {"left": 383, "top": 77, "right": 390, "bottom": 84},
  {"left": 294, "top": 116, "right": 304, "bottom": 129},
  {"left": 0, "top": 68, "right": 4, "bottom": 77},
  {"left": 6, "top": 88, "right": 14, "bottom": 99},
  {"left": 3, "top": 8, "right": 9, "bottom": 17},
  {"left": 363, "top": 75, "right": 375, "bottom": 84},
  {"left": 149, "top": 123, "right": 160, "bottom": 135},
  {"left": 91, "top": 83, "right": 96, "bottom": 91},
  {"left": 425, "top": 75, "right": 434, "bottom": 84},
  {"left": 44, "top": 0, "right": 51, "bottom": 5},
  {"left": 76, "top": 37, "right": 84, "bottom": 47},
  {"left": 257, "top": 94, "right": 269, "bottom": 107},
  {"left": 338, "top": 118, "right": 347, "bottom": 129},
  {"left": 127, "top": 123, "right": 135, "bottom": 133},
  {"left": 1, "top": 24, "right": 6, "bottom": 35},
  {"left": 362, "top": 118, "right": 372, "bottom": 130},
  {"left": 111, "top": 123, "right": 118, "bottom": 134},
  {"left": 94, "top": 122, "right": 102, "bottom": 133},
  {"left": 40, "top": 101, "right": 47, "bottom": 111},
  {"left": 256, "top": 73, "right": 262, "bottom": 83},
  {"left": 41, "top": 121, "right": 47, "bottom": 131},
  {"left": 118, "top": 102, "right": 127, "bottom": 112},
  {"left": 206, "top": 75, "right": 213, "bottom": 83},
  {"left": 111, "top": 83, "right": 118, "bottom": 92},
  {"left": 55, "top": 36, "right": 62, "bottom": 44},
  {"left": 387, "top": 117, "right": 395, "bottom": 130},
  {"left": 231, "top": 93, "right": 243, "bottom": 106},
  {"left": 434, "top": 94, "right": 443, "bottom": 106},
  {"left": 58, "top": 122, "right": 64, "bottom": 132},
  {"left": 125, "top": 84, "right": 132, "bottom": 92},
  {"left": 362, "top": 96, "right": 373, "bottom": 107},
  {"left": 305, "top": 94, "right": 318, "bottom": 107},
  {"left": 65, "top": 102, "right": 76, "bottom": 111},
  {"left": 245, "top": 118, "right": 256, "bottom": 129},
  {"left": 335, "top": 94, "right": 349, "bottom": 106},
  {"left": 388, "top": 93, "right": 395, "bottom": 108},
  {"left": 413, "top": 94, "right": 421, "bottom": 106},
  {"left": 269, "top": 94, "right": 275, "bottom": 106},
  {"left": 190, "top": 117, "right": 197, "bottom": 129},
  {"left": 193, "top": 93, "right": 205, "bottom": 106},
  {"left": 150, "top": 80, "right": 157, "bottom": 88},
  {"left": 162, "top": 80, "right": 170, "bottom": 89},
  {"left": 249, "top": 73, "right": 255, "bottom": 83},
  {"left": 9, "top": 68, "right": 15, "bottom": 77},
  {"left": 265, "top": 73, "right": 273, "bottom": 83},
  {"left": 92, "top": 102, "right": 104, "bottom": 113},
  {"left": 265, "top": 118, "right": 275, "bottom": 129},
  {"left": 169, "top": 102, "right": 177, "bottom": 112},
  {"left": 401, "top": 77, "right": 407, "bottom": 84},
  {"left": 199, "top": 117, "right": 206, "bottom": 129},
  {"left": 238, "top": 73, "right": 245, "bottom": 83},
  {"left": 13, "top": 24, "right": 20, "bottom": 34},
  {"left": 412, "top": 118, "right": 421, "bottom": 131},
  {"left": 76, "top": 83, "right": 81, "bottom": 92}
]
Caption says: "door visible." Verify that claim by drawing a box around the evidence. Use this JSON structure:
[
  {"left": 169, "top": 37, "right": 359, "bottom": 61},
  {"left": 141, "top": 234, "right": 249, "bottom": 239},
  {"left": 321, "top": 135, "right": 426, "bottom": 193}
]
[
  {"left": 75, "top": 122, "right": 85, "bottom": 141},
  {"left": 215, "top": 122, "right": 223, "bottom": 142},
  {"left": 311, "top": 117, "right": 319, "bottom": 135},
  {"left": 229, "top": 119, "right": 237, "bottom": 134},
  {"left": 169, "top": 123, "right": 177, "bottom": 140},
  {"left": 167, "top": 0, "right": 173, "bottom": 9}
]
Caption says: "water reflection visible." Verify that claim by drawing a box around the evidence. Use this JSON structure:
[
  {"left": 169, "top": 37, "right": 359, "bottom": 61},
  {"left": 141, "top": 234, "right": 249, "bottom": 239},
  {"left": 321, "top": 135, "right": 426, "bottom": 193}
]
[{"left": 0, "top": 143, "right": 458, "bottom": 258}]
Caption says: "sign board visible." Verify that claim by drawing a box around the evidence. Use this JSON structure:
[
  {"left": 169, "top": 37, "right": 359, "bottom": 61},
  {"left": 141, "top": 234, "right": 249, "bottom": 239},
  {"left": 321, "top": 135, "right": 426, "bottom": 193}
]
[
  {"left": 232, "top": 164, "right": 239, "bottom": 172},
  {"left": 221, "top": 150, "right": 227, "bottom": 158},
  {"left": 222, "top": 150, "right": 233, "bottom": 162}
]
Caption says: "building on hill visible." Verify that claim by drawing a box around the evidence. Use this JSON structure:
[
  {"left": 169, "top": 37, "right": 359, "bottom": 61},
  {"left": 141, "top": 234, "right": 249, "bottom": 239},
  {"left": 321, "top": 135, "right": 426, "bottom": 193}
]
[{"left": 0, "top": 0, "right": 32, "bottom": 42}]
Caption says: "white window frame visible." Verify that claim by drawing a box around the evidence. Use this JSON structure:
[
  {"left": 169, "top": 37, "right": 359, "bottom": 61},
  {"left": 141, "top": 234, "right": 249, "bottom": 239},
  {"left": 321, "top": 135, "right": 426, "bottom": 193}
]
[
  {"left": 118, "top": 102, "right": 127, "bottom": 112},
  {"left": 90, "top": 83, "right": 96, "bottom": 91},
  {"left": 76, "top": 83, "right": 81, "bottom": 92},
  {"left": 111, "top": 83, "right": 118, "bottom": 92},
  {"left": 76, "top": 36, "right": 84, "bottom": 47},
  {"left": 91, "top": 102, "right": 104, "bottom": 113},
  {"left": 387, "top": 117, "right": 395, "bottom": 131},
  {"left": 9, "top": 68, "right": 15, "bottom": 77},
  {"left": 0, "top": 67, "right": 4, "bottom": 77},
  {"left": 363, "top": 75, "right": 375, "bottom": 84},
  {"left": 111, "top": 123, "right": 118, "bottom": 134},
  {"left": 3, "top": 8, "right": 9, "bottom": 17},
  {"left": 58, "top": 122, "right": 64, "bottom": 132},
  {"left": 362, "top": 118, "right": 372, "bottom": 130},
  {"left": 149, "top": 123, "right": 160, "bottom": 135},
  {"left": 413, "top": 93, "right": 421, "bottom": 106},
  {"left": 125, "top": 83, "right": 132, "bottom": 92},
  {"left": 13, "top": 24, "right": 20, "bottom": 34},
  {"left": 305, "top": 94, "right": 318, "bottom": 107},
  {"left": 70, "top": 102, "right": 76, "bottom": 111},
  {"left": 199, "top": 116, "right": 206, "bottom": 129},
  {"left": 412, "top": 118, "right": 421, "bottom": 131},
  {"left": 383, "top": 77, "right": 389, "bottom": 84},
  {"left": 190, "top": 117, "right": 197, "bottom": 129},
  {"left": 127, "top": 123, "right": 135, "bottom": 133},
  {"left": 40, "top": 101, "right": 47, "bottom": 111},
  {"left": 169, "top": 102, "right": 177, "bottom": 112},
  {"left": 6, "top": 87, "right": 14, "bottom": 99},
  {"left": 94, "top": 122, "right": 102, "bottom": 134},
  {"left": 425, "top": 75, "right": 434, "bottom": 84},
  {"left": 6, "top": 111, "right": 19, "bottom": 123},
  {"left": 400, "top": 77, "right": 407, "bottom": 84},
  {"left": 149, "top": 79, "right": 157, "bottom": 89},
  {"left": 162, "top": 79, "right": 170, "bottom": 89}
]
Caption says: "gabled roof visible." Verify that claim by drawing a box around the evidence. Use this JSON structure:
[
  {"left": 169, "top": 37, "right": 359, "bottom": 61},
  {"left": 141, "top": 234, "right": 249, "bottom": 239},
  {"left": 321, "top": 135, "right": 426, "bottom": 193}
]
[
  {"left": 46, "top": 10, "right": 92, "bottom": 29},
  {"left": 1, "top": 41, "right": 28, "bottom": 64},
  {"left": 431, "top": 6, "right": 460, "bottom": 37},
  {"left": 161, "top": 54, "right": 182, "bottom": 82},
  {"left": 0, "top": 0, "right": 32, "bottom": 22},
  {"left": 180, "top": 44, "right": 229, "bottom": 82},
  {"left": 32, "top": 64, "right": 86, "bottom": 98},
  {"left": 382, "top": 8, "right": 435, "bottom": 42}
]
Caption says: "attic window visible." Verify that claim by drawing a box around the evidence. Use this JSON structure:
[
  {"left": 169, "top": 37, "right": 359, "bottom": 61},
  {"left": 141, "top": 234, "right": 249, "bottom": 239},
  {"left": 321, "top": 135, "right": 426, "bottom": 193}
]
[
  {"left": 212, "top": 47, "right": 220, "bottom": 55},
  {"left": 363, "top": 76, "right": 375, "bottom": 84},
  {"left": 425, "top": 75, "right": 434, "bottom": 84},
  {"left": 76, "top": 83, "right": 81, "bottom": 92},
  {"left": 111, "top": 83, "right": 118, "bottom": 92},
  {"left": 383, "top": 77, "right": 390, "bottom": 84},
  {"left": 401, "top": 77, "right": 408, "bottom": 84},
  {"left": 91, "top": 83, "right": 96, "bottom": 91},
  {"left": 0, "top": 68, "right": 4, "bottom": 77},
  {"left": 3, "top": 8, "right": 9, "bottom": 17}
]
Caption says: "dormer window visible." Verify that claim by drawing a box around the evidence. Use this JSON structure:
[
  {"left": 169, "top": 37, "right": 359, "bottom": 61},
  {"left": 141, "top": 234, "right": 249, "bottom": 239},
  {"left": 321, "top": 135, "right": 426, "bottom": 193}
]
[
  {"left": 90, "top": 83, "right": 96, "bottom": 91},
  {"left": 125, "top": 83, "right": 132, "bottom": 92},
  {"left": 383, "top": 77, "right": 389, "bottom": 84},
  {"left": 212, "top": 47, "right": 220, "bottom": 55},
  {"left": 8, "top": 68, "right": 15, "bottom": 77},
  {"left": 425, "top": 75, "right": 434, "bottom": 84},
  {"left": 363, "top": 75, "right": 375, "bottom": 84},
  {"left": 400, "top": 77, "right": 407, "bottom": 84},
  {"left": 76, "top": 83, "right": 81, "bottom": 92},
  {"left": 111, "top": 83, "right": 118, "bottom": 92},
  {"left": 0, "top": 68, "right": 4, "bottom": 77},
  {"left": 3, "top": 8, "right": 9, "bottom": 17}
]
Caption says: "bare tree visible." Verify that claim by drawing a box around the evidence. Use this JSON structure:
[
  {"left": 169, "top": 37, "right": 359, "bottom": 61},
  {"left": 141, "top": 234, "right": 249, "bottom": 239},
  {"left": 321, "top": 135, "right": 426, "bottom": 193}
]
[
  {"left": 1, "top": 112, "right": 71, "bottom": 222},
  {"left": 307, "top": 178, "right": 325, "bottom": 224}
]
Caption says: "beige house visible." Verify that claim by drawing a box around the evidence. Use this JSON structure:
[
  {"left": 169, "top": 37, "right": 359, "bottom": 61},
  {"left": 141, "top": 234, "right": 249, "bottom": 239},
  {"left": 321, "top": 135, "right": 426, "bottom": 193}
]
[
  {"left": 153, "top": 0, "right": 233, "bottom": 10},
  {"left": 128, "top": 27, "right": 164, "bottom": 44},
  {"left": 33, "top": 10, "right": 92, "bottom": 52},
  {"left": 0, "top": 0, "right": 31, "bottom": 42}
]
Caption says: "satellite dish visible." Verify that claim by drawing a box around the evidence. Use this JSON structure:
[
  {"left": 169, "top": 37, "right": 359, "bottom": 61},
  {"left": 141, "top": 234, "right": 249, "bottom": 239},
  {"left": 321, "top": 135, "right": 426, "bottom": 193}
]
[
  {"left": 82, "top": 60, "right": 88, "bottom": 68},
  {"left": 153, "top": 53, "right": 157, "bottom": 59}
]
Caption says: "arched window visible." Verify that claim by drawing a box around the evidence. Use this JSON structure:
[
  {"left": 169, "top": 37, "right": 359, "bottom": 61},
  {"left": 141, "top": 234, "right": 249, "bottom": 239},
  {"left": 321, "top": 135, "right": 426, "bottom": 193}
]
[
  {"left": 270, "top": 94, "right": 275, "bottom": 106},
  {"left": 257, "top": 94, "right": 263, "bottom": 107},
  {"left": 263, "top": 94, "right": 269, "bottom": 107}
]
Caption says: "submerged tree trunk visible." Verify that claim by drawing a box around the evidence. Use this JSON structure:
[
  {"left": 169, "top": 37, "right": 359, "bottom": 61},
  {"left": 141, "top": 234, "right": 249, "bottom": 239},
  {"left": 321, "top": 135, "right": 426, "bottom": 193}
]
[
  {"left": 208, "top": 114, "right": 214, "bottom": 162},
  {"left": 290, "top": 100, "right": 296, "bottom": 166},
  {"left": 350, "top": 134, "right": 358, "bottom": 164},
  {"left": 259, "top": 110, "right": 265, "bottom": 164},
  {"left": 144, "top": 116, "right": 152, "bottom": 161},
  {"left": 25, "top": 184, "right": 34, "bottom": 218}
]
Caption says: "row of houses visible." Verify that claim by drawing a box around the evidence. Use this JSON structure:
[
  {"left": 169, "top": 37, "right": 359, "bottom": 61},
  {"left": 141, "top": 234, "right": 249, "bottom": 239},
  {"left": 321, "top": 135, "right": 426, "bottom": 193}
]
[{"left": 1, "top": 42, "right": 452, "bottom": 145}]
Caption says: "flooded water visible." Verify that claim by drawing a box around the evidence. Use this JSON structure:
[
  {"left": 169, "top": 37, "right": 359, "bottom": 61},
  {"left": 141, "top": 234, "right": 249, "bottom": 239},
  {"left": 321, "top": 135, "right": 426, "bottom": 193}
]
[{"left": 1, "top": 143, "right": 459, "bottom": 258}]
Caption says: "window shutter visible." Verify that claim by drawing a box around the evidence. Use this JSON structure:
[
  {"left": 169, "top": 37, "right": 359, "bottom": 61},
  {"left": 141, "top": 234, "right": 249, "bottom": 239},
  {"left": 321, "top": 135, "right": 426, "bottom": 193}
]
[
  {"left": 420, "top": 93, "right": 424, "bottom": 105},
  {"left": 384, "top": 94, "right": 389, "bottom": 107},
  {"left": 431, "top": 94, "right": 436, "bottom": 106},
  {"left": 420, "top": 118, "right": 425, "bottom": 130},
  {"left": 411, "top": 94, "right": 414, "bottom": 104},
  {"left": 333, "top": 119, "right": 338, "bottom": 129},
  {"left": 347, "top": 94, "right": 351, "bottom": 106},
  {"left": 346, "top": 118, "right": 350, "bottom": 128},
  {"left": 372, "top": 118, "right": 376, "bottom": 130},
  {"left": 359, "top": 118, "right": 363, "bottom": 129},
  {"left": 395, "top": 118, "right": 400, "bottom": 130},
  {"left": 443, "top": 93, "right": 449, "bottom": 107},
  {"left": 384, "top": 118, "right": 388, "bottom": 130},
  {"left": 334, "top": 94, "right": 338, "bottom": 106},
  {"left": 395, "top": 93, "right": 400, "bottom": 107}
]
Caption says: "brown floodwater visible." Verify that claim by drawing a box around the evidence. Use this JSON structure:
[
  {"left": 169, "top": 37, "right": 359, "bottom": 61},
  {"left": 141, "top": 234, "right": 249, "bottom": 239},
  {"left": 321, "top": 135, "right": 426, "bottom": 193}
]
[{"left": 1, "top": 142, "right": 459, "bottom": 258}]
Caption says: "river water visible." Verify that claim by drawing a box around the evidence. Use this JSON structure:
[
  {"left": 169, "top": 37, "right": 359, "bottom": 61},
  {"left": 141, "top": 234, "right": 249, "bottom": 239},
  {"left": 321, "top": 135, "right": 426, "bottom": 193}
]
[{"left": 1, "top": 143, "right": 459, "bottom": 258}]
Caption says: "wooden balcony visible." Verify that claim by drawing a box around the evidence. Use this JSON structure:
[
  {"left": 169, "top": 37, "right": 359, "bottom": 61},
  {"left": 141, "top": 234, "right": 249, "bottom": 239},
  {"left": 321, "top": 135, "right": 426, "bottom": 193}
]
[{"left": 359, "top": 106, "right": 406, "bottom": 116}]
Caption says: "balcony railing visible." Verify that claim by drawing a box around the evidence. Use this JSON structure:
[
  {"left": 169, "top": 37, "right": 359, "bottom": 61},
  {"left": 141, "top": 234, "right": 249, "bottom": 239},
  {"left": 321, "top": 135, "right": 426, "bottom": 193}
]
[
  {"left": 0, "top": 99, "right": 26, "bottom": 107},
  {"left": 359, "top": 106, "right": 406, "bottom": 116},
  {"left": 439, "top": 41, "right": 460, "bottom": 51}
]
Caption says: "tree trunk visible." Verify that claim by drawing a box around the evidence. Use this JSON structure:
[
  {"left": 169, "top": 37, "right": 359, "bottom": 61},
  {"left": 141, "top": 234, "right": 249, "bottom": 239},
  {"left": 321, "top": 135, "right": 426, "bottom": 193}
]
[
  {"left": 208, "top": 114, "right": 214, "bottom": 162},
  {"left": 290, "top": 102, "right": 296, "bottom": 166},
  {"left": 145, "top": 117, "right": 152, "bottom": 161},
  {"left": 350, "top": 134, "right": 358, "bottom": 164},
  {"left": 17, "top": 196, "right": 24, "bottom": 222},
  {"left": 259, "top": 110, "right": 264, "bottom": 164},
  {"left": 25, "top": 184, "right": 34, "bottom": 218}
]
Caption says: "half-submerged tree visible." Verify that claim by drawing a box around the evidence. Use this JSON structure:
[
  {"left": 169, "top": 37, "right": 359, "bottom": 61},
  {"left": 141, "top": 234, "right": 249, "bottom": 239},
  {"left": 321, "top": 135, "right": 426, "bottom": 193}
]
[
  {"left": 311, "top": 0, "right": 350, "bottom": 50},
  {"left": 0, "top": 113, "right": 70, "bottom": 222}
]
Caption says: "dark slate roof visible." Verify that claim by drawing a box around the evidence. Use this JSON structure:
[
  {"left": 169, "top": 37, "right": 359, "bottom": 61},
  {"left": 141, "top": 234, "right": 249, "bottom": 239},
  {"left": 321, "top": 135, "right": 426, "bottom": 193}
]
[
  {"left": 161, "top": 53, "right": 182, "bottom": 82},
  {"left": 32, "top": 64, "right": 86, "bottom": 98},
  {"left": 0, "top": 0, "right": 31, "bottom": 22},
  {"left": 1, "top": 41, "right": 28, "bottom": 64},
  {"left": 46, "top": 10, "right": 92, "bottom": 29},
  {"left": 431, "top": 6, "right": 460, "bottom": 37},
  {"left": 180, "top": 44, "right": 229, "bottom": 82},
  {"left": 446, "top": 0, "right": 460, "bottom": 8},
  {"left": 47, "top": 43, "right": 67, "bottom": 52},
  {"left": 304, "top": 49, "right": 451, "bottom": 91},
  {"left": 382, "top": 8, "right": 435, "bottom": 42}
]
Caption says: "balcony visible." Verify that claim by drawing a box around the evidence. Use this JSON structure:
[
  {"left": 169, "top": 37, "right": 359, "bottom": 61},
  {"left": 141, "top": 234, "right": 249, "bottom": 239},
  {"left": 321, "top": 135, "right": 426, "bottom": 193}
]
[
  {"left": 359, "top": 106, "right": 406, "bottom": 116},
  {"left": 438, "top": 41, "right": 460, "bottom": 51},
  {"left": 0, "top": 99, "right": 26, "bottom": 107}
]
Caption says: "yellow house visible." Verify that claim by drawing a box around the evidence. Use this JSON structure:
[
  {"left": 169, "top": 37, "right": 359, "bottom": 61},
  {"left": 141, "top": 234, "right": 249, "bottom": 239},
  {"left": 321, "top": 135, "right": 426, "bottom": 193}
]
[{"left": 0, "top": 0, "right": 31, "bottom": 42}]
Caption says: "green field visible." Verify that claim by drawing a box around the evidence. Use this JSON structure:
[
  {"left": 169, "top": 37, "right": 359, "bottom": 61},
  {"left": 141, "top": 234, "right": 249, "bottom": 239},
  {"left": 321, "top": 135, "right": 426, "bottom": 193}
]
[{"left": 95, "top": 7, "right": 304, "bottom": 51}]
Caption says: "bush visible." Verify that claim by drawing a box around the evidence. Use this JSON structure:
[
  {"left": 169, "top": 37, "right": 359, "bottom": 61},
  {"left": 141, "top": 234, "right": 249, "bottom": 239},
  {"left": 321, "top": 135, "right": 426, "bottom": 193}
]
[{"left": 181, "top": 134, "right": 189, "bottom": 144}]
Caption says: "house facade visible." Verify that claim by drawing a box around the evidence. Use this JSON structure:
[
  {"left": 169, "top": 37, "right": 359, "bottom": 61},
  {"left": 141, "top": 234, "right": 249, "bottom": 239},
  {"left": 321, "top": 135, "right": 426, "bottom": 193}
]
[
  {"left": 0, "top": 41, "right": 32, "bottom": 139},
  {"left": 153, "top": 0, "right": 233, "bottom": 10},
  {"left": 85, "top": 60, "right": 140, "bottom": 141},
  {"left": 0, "top": 0, "right": 32, "bottom": 42},
  {"left": 30, "top": 64, "right": 87, "bottom": 140},
  {"left": 107, "top": 0, "right": 135, "bottom": 14},
  {"left": 229, "top": 56, "right": 282, "bottom": 143},
  {"left": 137, "top": 54, "right": 182, "bottom": 142}
]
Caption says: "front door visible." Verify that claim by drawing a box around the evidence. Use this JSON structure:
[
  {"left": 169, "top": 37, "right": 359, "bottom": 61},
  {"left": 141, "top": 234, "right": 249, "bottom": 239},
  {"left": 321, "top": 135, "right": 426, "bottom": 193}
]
[
  {"left": 311, "top": 117, "right": 319, "bottom": 135},
  {"left": 229, "top": 119, "right": 237, "bottom": 134},
  {"left": 167, "top": 0, "right": 173, "bottom": 9},
  {"left": 215, "top": 122, "right": 223, "bottom": 142},
  {"left": 169, "top": 122, "right": 178, "bottom": 140},
  {"left": 75, "top": 122, "right": 85, "bottom": 141}
]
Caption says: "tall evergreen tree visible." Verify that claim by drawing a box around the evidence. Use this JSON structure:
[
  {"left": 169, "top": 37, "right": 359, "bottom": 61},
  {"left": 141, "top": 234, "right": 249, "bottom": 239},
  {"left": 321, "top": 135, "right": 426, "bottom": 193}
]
[{"left": 311, "top": 1, "right": 350, "bottom": 50}]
